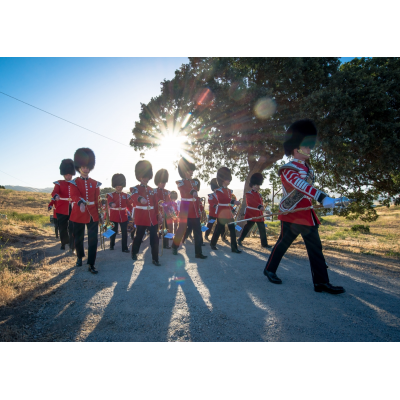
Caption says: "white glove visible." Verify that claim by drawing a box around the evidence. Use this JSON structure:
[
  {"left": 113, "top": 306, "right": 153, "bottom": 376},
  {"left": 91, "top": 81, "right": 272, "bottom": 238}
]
[
  {"left": 80, "top": 203, "right": 86, "bottom": 213},
  {"left": 322, "top": 197, "right": 335, "bottom": 209}
]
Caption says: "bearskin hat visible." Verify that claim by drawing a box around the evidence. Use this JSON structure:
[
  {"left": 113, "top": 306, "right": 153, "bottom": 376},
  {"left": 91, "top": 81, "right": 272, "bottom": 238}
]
[
  {"left": 210, "top": 178, "right": 219, "bottom": 191},
  {"left": 154, "top": 169, "right": 169, "bottom": 185},
  {"left": 249, "top": 172, "right": 264, "bottom": 187},
  {"left": 112, "top": 173, "right": 126, "bottom": 188},
  {"left": 178, "top": 157, "right": 196, "bottom": 179},
  {"left": 74, "top": 148, "right": 95, "bottom": 172},
  {"left": 135, "top": 160, "right": 153, "bottom": 181},
  {"left": 170, "top": 191, "right": 178, "bottom": 200},
  {"left": 217, "top": 167, "right": 232, "bottom": 187},
  {"left": 283, "top": 119, "right": 318, "bottom": 157},
  {"left": 59, "top": 159, "right": 76, "bottom": 176}
]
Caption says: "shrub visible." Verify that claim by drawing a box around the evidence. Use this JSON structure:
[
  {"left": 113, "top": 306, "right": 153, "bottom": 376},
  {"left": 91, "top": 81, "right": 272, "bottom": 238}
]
[{"left": 351, "top": 225, "right": 370, "bottom": 233}]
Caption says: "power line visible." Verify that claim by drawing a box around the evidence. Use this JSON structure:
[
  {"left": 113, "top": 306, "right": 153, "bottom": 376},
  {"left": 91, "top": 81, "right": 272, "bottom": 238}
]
[
  {"left": 0, "top": 91, "right": 132, "bottom": 148},
  {"left": 0, "top": 169, "right": 31, "bottom": 186}
]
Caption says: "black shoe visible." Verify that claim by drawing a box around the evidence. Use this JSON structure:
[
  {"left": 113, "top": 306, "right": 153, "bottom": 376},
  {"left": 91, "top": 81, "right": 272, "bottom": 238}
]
[
  {"left": 314, "top": 283, "right": 345, "bottom": 294},
  {"left": 152, "top": 260, "right": 161, "bottom": 266},
  {"left": 110, "top": 246, "right": 114, "bottom": 250},
  {"left": 172, "top": 248, "right": 178, "bottom": 255},
  {"left": 163, "top": 245, "right": 172, "bottom": 249},
  {"left": 88, "top": 265, "right": 98, "bottom": 274},
  {"left": 131, "top": 253, "right": 138, "bottom": 261},
  {"left": 60, "top": 245, "right": 65, "bottom": 250},
  {"left": 231, "top": 248, "right": 242, "bottom": 253},
  {"left": 75, "top": 258, "right": 82, "bottom": 267},
  {"left": 122, "top": 249, "right": 130, "bottom": 253},
  {"left": 238, "top": 240, "right": 243, "bottom": 246},
  {"left": 263, "top": 269, "right": 282, "bottom": 284},
  {"left": 210, "top": 245, "right": 218, "bottom": 250},
  {"left": 262, "top": 244, "right": 273, "bottom": 249},
  {"left": 205, "top": 236, "right": 210, "bottom": 241},
  {"left": 195, "top": 254, "right": 207, "bottom": 259}
]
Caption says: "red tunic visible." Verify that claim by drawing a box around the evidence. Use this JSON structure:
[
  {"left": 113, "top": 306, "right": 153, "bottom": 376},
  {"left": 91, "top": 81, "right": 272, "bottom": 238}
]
[
  {"left": 130, "top": 184, "right": 158, "bottom": 226},
  {"left": 244, "top": 190, "right": 264, "bottom": 222},
  {"left": 107, "top": 191, "right": 133, "bottom": 223},
  {"left": 69, "top": 177, "right": 101, "bottom": 223},
  {"left": 214, "top": 187, "right": 235, "bottom": 220},
  {"left": 176, "top": 179, "right": 201, "bottom": 220},
  {"left": 207, "top": 193, "right": 218, "bottom": 218},
  {"left": 51, "top": 180, "right": 73, "bottom": 215},
  {"left": 170, "top": 201, "right": 179, "bottom": 219},
  {"left": 278, "top": 159, "right": 327, "bottom": 226}
]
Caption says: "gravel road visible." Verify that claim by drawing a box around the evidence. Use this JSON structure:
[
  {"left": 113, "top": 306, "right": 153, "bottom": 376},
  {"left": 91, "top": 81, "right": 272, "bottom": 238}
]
[{"left": 1, "top": 234, "right": 400, "bottom": 341}]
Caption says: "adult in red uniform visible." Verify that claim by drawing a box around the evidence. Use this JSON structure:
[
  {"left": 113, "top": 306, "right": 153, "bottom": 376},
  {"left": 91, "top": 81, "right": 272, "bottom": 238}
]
[
  {"left": 264, "top": 119, "right": 345, "bottom": 294},
  {"left": 238, "top": 173, "right": 271, "bottom": 248},
  {"left": 130, "top": 160, "right": 160, "bottom": 266},
  {"left": 69, "top": 148, "right": 101, "bottom": 274},
  {"left": 204, "top": 178, "right": 219, "bottom": 241},
  {"left": 210, "top": 167, "right": 242, "bottom": 253},
  {"left": 168, "top": 191, "right": 179, "bottom": 234},
  {"left": 108, "top": 173, "right": 132, "bottom": 253},
  {"left": 154, "top": 169, "right": 173, "bottom": 249},
  {"left": 51, "top": 159, "right": 76, "bottom": 251},
  {"left": 171, "top": 157, "right": 207, "bottom": 259},
  {"left": 48, "top": 199, "right": 59, "bottom": 239}
]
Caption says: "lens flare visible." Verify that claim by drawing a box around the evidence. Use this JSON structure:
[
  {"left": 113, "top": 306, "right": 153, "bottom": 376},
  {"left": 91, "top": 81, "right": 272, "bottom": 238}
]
[{"left": 254, "top": 97, "right": 276, "bottom": 119}]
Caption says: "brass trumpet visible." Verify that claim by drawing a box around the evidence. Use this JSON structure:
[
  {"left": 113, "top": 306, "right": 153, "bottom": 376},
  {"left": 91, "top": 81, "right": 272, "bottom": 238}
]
[{"left": 98, "top": 194, "right": 115, "bottom": 250}]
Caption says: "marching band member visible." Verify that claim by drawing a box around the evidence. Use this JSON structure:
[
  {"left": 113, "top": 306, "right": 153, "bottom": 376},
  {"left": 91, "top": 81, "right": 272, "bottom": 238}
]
[
  {"left": 263, "top": 119, "right": 345, "bottom": 294},
  {"left": 130, "top": 160, "right": 161, "bottom": 266},
  {"left": 48, "top": 199, "right": 59, "bottom": 239},
  {"left": 51, "top": 159, "right": 76, "bottom": 252},
  {"left": 169, "top": 191, "right": 179, "bottom": 234},
  {"left": 171, "top": 157, "right": 207, "bottom": 259},
  {"left": 154, "top": 169, "right": 173, "bottom": 249},
  {"left": 129, "top": 186, "right": 137, "bottom": 242},
  {"left": 210, "top": 167, "right": 242, "bottom": 253},
  {"left": 69, "top": 148, "right": 101, "bottom": 274},
  {"left": 204, "top": 178, "right": 219, "bottom": 241},
  {"left": 108, "top": 173, "right": 132, "bottom": 253},
  {"left": 238, "top": 173, "right": 271, "bottom": 248}
]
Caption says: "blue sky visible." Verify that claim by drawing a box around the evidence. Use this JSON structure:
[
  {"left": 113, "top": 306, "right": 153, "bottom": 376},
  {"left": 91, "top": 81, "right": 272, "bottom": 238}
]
[{"left": 0, "top": 57, "right": 353, "bottom": 191}]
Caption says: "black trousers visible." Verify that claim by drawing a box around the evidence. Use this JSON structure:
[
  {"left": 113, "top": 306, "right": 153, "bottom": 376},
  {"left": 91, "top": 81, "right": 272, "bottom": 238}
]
[
  {"left": 239, "top": 220, "right": 268, "bottom": 246},
  {"left": 57, "top": 212, "right": 74, "bottom": 249},
  {"left": 110, "top": 220, "right": 128, "bottom": 251},
  {"left": 205, "top": 215, "right": 216, "bottom": 238},
  {"left": 265, "top": 221, "right": 329, "bottom": 284},
  {"left": 173, "top": 217, "right": 203, "bottom": 256},
  {"left": 73, "top": 219, "right": 98, "bottom": 265},
  {"left": 211, "top": 218, "right": 238, "bottom": 250},
  {"left": 183, "top": 221, "right": 204, "bottom": 245},
  {"left": 53, "top": 217, "right": 59, "bottom": 237},
  {"left": 131, "top": 224, "right": 159, "bottom": 262}
]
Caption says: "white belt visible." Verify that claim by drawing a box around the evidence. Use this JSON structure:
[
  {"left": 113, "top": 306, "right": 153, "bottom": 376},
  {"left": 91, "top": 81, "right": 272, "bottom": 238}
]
[
  {"left": 181, "top": 198, "right": 196, "bottom": 202},
  {"left": 218, "top": 203, "right": 231, "bottom": 207},
  {"left": 58, "top": 197, "right": 72, "bottom": 201},
  {"left": 110, "top": 207, "right": 125, "bottom": 211},
  {"left": 85, "top": 201, "right": 95, "bottom": 205},
  {"left": 136, "top": 206, "right": 154, "bottom": 210},
  {"left": 246, "top": 206, "right": 261, "bottom": 211}
]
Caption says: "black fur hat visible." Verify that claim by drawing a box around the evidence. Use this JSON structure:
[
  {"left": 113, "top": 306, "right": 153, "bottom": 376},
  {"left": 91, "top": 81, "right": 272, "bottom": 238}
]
[
  {"left": 112, "top": 173, "right": 126, "bottom": 188},
  {"left": 74, "top": 148, "right": 95, "bottom": 172},
  {"left": 210, "top": 178, "right": 219, "bottom": 191},
  {"left": 217, "top": 167, "right": 232, "bottom": 187},
  {"left": 154, "top": 169, "right": 169, "bottom": 185},
  {"left": 170, "top": 191, "right": 178, "bottom": 200},
  {"left": 249, "top": 173, "right": 264, "bottom": 187},
  {"left": 135, "top": 160, "right": 153, "bottom": 181},
  {"left": 60, "top": 159, "right": 76, "bottom": 176},
  {"left": 283, "top": 119, "right": 318, "bottom": 157},
  {"left": 178, "top": 157, "right": 196, "bottom": 179}
]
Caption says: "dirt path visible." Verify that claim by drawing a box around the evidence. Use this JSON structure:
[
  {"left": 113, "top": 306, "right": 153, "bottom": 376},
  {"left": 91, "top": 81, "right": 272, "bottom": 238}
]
[{"left": 1, "top": 233, "right": 400, "bottom": 342}]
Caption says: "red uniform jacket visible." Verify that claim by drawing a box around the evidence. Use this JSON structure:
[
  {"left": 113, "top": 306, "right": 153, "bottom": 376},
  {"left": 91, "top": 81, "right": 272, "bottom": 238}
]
[
  {"left": 107, "top": 191, "right": 133, "bottom": 223},
  {"left": 278, "top": 159, "right": 327, "bottom": 226},
  {"left": 69, "top": 177, "right": 101, "bottom": 224},
  {"left": 51, "top": 180, "right": 73, "bottom": 215},
  {"left": 130, "top": 184, "right": 158, "bottom": 226},
  {"left": 176, "top": 178, "right": 201, "bottom": 220},
  {"left": 48, "top": 200, "right": 57, "bottom": 218},
  {"left": 207, "top": 192, "right": 218, "bottom": 218},
  {"left": 214, "top": 187, "right": 235, "bottom": 220},
  {"left": 244, "top": 190, "right": 264, "bottom": 222}
]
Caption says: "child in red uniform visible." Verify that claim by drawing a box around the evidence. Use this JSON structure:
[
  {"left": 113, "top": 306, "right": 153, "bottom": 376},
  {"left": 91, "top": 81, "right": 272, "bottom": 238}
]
[
  {"left": 238, "top": 173, "right": 271, "bottom": 248},
  {"left": 204, "top": 178, "right": 218, "bottom": 241},
  {"left": 69, "top": 148, "right": 101, "bottom": 274},
  {"left": 108, "top": 173, "right": 133, "bottom": 253}
]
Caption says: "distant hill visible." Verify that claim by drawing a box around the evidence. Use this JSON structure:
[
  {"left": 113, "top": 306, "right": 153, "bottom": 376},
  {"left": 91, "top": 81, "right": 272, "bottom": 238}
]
[{"left": 4, "top": 185, "right": 53, "bottom": 193}]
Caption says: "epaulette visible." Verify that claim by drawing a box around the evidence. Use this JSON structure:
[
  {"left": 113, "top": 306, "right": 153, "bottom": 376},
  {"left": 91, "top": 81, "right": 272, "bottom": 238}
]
[
  {"left": 53, "top": 181, "right": 60, "bottom": 186},
  {"left": 68, "top": 178, "right": 77, "bottom": 186},
  {"left": 193, "top": 179, "right": 199, "bottom": 187},
  {"left": 208, "top": 193, "right": 215, "bottom": 200},
  {"left": 153, "top": 188, "right": 158, "bottom": 193},
  {"left": 107, "top": 193, "right": 113, "bottom": 198},
  {"left": 176, "top": 180, "right": 184, "bottom": 187},
  {"left": 216, "top": 187, "right": 224, "bottom": 193},
  {"left": 246, "top": 191, "right": 252, "bottom": 194},
  {"left": 278, "top": 162, "right": 303, "bottom": 175},
  {"left": 230, "top": 189, "right": 233, "bottom": 194},
  {"left": 131, "top": 187, "right": 139, "bottom": 194},
  {"left": 126, "top": 193, "right": 131, "bottom": 199},
  {"left": 96, "top": 181, "right": 102, "bottom": 188}
]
